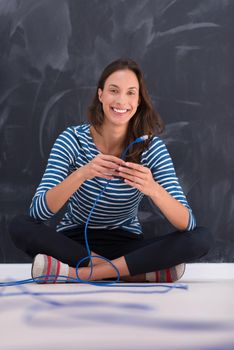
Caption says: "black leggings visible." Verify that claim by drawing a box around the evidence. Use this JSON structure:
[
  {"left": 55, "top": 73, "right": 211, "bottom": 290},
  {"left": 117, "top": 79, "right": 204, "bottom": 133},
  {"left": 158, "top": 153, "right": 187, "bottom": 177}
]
[{"left": 9, "top": 215, "right": 212, "bottom": 276}]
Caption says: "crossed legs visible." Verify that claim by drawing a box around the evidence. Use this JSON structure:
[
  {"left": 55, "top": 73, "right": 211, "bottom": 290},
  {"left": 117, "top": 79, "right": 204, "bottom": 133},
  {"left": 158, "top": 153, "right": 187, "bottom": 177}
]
[{"left": 9, "top": 215, "right": 212, "bottom": 283}]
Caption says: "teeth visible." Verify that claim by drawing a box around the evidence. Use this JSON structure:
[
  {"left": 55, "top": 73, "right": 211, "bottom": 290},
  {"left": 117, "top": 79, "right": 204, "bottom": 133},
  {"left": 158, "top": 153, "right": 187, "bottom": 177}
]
[{"left": 113, "top": 108, "right": 128, "bottom": 113}]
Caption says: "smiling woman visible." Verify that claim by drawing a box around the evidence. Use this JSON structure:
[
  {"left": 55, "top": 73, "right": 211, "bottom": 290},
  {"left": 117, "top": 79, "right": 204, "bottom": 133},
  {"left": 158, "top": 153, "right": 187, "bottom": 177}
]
[
  {"left": 89, "top": 69, "right": 141, "bottom": 158},
  {"left": 88, "top": 59, "right": 164, "bottom": 163},
  {"left": 9, "top": 58, "right": 212, "bottom": 284}
]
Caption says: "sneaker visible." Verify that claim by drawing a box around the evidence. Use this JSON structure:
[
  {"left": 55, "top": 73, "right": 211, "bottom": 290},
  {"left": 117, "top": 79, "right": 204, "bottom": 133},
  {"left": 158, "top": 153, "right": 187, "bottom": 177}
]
[
  {"left": 145, "top": 263, "right": 186, "bottom": 283},
  {"left": 31, "top": 254, "right": 69, "bottom": 284}
]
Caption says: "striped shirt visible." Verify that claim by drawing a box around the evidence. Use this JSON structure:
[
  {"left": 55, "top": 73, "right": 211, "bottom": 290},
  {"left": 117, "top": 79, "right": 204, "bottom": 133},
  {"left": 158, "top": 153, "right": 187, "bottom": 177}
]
[{"left": 29, "top": 123, "right": 196, "bottom": 234}]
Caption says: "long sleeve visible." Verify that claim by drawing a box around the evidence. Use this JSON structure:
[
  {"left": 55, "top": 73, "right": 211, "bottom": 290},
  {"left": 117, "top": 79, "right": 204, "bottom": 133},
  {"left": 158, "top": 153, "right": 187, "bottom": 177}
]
[
  {"left": 29, "top": 127, "right": 79, "bottom": 220},
  {"left": 142, "top": 137, "right": 196, "bottom": 231}
]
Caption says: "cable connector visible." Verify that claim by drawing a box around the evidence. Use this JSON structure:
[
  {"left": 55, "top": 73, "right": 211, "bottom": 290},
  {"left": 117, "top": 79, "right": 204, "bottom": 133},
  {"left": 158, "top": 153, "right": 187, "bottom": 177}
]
[{"left": 134, "top": 135, "right": 149, "bottom": 143}]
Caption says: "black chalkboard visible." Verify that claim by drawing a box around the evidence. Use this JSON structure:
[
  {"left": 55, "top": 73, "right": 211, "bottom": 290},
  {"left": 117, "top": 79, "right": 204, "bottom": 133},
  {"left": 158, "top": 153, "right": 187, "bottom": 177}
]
[{"left": 0, "top": 0, "right": 233, "bottom": 262}]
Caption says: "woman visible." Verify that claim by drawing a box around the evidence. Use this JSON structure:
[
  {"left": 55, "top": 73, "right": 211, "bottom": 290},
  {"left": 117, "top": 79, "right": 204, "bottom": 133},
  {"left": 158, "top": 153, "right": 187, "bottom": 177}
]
[{"left": 9, "top": 59, "right": 212, "bottom": 283}]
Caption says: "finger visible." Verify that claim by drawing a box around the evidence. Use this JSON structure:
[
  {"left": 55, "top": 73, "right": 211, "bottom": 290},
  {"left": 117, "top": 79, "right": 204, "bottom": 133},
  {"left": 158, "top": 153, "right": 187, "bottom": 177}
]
[
  {"left": 94, "top": 164, "right": 115, "bottom": 176},
  {"left": 102, "top": 160, "right": 122, "bottom": 170},
  {"left": 120, "top": 172, "right": 145, "bottom": 185},
  {"left": 96, "top": 157, "right": 126, "bottom": 171},
  {"left": 97, "top": 174, "right": 113, "bottom": 180},
  {"left": 124, "top": 162, "right": 148, "bottom": 173},
  {"left": 118, "top": 166, "right": 146, "bottom": 180},
  {"left": 124, "top": 178, "right": 143, "bottom": 191},
  {"left": 95, "top": 169, "right": 114, "bottom": 179},
  {"left": 100, "top": 154, "right": 126, "bottom": 165}
]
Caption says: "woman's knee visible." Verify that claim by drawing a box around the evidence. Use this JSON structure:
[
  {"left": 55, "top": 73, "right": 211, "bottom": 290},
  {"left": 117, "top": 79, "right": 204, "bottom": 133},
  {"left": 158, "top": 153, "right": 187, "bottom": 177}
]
[
  {"left": 186, "top": 226, "right": 213, "bottom": 259},
  {"left": 9, "top": 214, "right": 38, "bottom": 247}
]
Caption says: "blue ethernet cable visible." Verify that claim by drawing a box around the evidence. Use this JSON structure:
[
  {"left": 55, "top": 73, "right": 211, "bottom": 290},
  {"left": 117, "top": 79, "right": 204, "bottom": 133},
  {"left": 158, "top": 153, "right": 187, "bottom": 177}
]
[{"left": 75, "top": 135, "right": 149, "bottom": 285}]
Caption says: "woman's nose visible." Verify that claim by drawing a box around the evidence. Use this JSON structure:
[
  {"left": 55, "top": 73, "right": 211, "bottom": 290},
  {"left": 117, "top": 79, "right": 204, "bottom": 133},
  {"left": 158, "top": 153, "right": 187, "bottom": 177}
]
[{"left": 115, "top": 93, "right": 127, "bottom": 105}]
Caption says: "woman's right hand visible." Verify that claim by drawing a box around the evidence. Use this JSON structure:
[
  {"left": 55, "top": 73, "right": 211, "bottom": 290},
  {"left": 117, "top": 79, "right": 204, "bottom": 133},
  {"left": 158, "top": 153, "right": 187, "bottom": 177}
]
[{"left": 78, "top": 154, "right": 126, "bottom": 181}]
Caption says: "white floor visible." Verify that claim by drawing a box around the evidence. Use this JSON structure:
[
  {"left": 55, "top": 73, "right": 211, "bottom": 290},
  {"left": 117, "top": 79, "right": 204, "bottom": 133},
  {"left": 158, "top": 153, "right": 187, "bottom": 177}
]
[{"left": 0, "top": 263, "right": 234, "bottom": 350}]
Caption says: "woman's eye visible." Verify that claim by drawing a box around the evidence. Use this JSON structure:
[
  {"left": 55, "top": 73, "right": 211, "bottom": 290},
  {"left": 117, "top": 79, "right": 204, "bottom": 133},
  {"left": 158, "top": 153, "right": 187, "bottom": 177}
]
[
  {"left": 128, "top": 91, "right": 135, "bottom": 95},
  {"left": 110, "top": 89, "right": 118, "bottom": 93}
]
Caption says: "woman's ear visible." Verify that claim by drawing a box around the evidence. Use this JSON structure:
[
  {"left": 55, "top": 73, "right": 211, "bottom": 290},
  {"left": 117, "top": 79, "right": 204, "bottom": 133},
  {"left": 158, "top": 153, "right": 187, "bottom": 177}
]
[{"left": 98, "top": 88, "right": 103, "bottom": 103}]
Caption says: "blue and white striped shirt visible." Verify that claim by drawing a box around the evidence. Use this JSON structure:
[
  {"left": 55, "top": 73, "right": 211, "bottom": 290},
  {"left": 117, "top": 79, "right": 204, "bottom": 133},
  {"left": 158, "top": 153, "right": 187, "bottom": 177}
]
[{"left": 29, "top": 123, "right": 196, "bottom": 234}]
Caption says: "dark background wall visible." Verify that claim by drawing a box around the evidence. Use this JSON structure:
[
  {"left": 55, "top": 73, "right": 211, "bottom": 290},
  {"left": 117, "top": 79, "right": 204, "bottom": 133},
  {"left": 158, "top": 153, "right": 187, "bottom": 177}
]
[{"left": 0, "top": 0, "right": 233, "bottom": 263}]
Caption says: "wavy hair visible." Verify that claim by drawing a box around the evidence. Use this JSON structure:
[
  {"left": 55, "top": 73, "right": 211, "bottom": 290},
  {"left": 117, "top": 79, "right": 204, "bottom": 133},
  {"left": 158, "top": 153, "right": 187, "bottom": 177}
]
[{"left": 87, "top": 58, "right": 164, "bottom": 163}]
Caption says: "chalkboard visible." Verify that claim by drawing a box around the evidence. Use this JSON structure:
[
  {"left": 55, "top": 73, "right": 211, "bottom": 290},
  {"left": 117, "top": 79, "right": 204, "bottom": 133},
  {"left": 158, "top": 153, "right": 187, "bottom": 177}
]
[{"left": 0, "top": 0, "right": 233, "bottom": 262}]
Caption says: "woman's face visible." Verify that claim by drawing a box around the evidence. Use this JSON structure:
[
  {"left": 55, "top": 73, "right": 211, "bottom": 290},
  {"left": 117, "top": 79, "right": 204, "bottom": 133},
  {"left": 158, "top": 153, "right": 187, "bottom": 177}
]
[{"left": 98, "top": 69, "right": 140, "bottom": 127}]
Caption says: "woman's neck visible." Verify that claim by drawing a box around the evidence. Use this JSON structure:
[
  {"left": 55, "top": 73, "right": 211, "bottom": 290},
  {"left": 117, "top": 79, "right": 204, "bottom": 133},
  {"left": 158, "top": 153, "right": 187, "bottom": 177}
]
[{"left": 90, "top": 124, "right": 127, "bottom": 157}]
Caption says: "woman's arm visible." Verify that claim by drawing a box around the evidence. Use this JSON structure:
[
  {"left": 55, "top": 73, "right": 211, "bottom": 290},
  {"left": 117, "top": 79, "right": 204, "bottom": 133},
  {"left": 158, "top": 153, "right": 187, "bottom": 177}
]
[
  {"left": 147, "top": 137, "right": 196, "bottom": 231},
  {"left": 29, "top": 126, "right": 125, "bottom": 218},
  {"left": 118, "top": 162, "right": 192, "bottom": 231},
  {"left": 117, "top": 137, "right": 196, "bottom": 231},
  {"left": 149, "top": 182, "right": 190, "bottom": 231},
  {"left": 45, "top": 168, "right": 85, "bottom": 214},
  {"left": 29, "top": 127, "right": 78, "bottom": 220},
  {"left": 45, "top": 153, "right": 125, "bottom": 214}
]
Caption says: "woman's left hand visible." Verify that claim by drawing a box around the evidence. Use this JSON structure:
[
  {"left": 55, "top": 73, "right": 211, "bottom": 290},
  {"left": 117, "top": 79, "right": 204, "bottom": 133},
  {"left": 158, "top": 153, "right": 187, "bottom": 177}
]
[{"left": 117, "top": 162, "right": 157, "bottom": 196}]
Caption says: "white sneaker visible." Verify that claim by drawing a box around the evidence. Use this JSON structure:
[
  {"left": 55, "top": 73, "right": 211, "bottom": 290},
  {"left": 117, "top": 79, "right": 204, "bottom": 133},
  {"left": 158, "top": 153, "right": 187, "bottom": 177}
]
[
  {"left": 146, "top": 263, "right": 186, "bottom": 282},
  {"left": 31, "top": 254, "right": 69, "bottom": 283}
]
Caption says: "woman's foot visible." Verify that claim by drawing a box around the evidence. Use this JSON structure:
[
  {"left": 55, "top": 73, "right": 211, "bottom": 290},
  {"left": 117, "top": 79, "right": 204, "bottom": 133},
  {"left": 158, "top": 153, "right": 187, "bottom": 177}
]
[
  {"left": 31, "top": 253, "right": 107, "bottom": 283},
  {"left": 123, "top": 264, "right": 186, "bottom": 283},
  {"left": 31, "top": 254, "right": 70, "bottom": 283},
  {"left": 146, "top": 263, "right": 186, "bottom": 282}
]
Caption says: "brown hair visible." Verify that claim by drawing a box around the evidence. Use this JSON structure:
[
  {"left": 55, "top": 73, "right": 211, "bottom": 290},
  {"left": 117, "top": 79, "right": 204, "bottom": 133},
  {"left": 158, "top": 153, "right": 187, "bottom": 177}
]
[{"left": 87, "top": 58, "right": 164, "bottom": 163}]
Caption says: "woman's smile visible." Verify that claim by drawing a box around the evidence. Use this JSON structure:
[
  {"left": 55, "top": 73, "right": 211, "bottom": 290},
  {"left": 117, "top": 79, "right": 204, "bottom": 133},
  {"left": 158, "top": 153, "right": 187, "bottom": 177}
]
[{"left": 110, "top": 106, "right": 131, "bottom": 117}]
